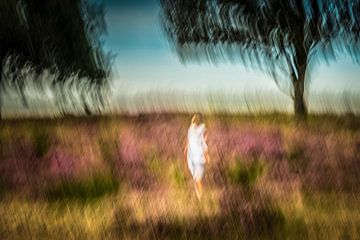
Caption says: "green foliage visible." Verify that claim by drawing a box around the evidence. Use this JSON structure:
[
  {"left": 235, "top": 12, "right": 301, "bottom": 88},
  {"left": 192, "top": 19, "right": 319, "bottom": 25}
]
[
  {"left": 227, "top": 159, "right": 264, "bottom": 187},
  {"left": 171, "top": 164, "right": 186, "bottom": 188},
  {"left": 0, "top": 0, "right": 111, "bottom": 114},
  {"left": 44, "top": 174, "right": 119, "bottom": 202},
  {"left": 32, "top": 126, "right": 51, "bottom": 158}
]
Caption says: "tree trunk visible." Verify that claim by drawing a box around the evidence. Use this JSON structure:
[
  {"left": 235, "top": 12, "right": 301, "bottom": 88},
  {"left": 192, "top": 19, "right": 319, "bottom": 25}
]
[{"left": 292, "top": 65, "right": 307, "bottom": 119}]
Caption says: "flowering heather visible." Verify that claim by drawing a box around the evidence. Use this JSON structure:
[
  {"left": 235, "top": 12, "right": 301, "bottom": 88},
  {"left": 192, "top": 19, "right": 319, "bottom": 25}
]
[
  {"left": 48, "top": 147, "right": 89, "bottom": 179},
  {"left": 209, "top": 126, "right": 284, "bottom": 161},
  {"left": 0, "top": 114, "right": 359, "bottom": 239},
  {"left": 115, "top": 127, "right": 155, "bottom": 189},
  {"left": 0, "top": 139, "right": 45, "bottom": 192}
]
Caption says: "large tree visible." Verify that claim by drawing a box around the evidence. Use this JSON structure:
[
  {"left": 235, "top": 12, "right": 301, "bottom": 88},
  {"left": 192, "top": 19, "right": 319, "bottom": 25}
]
[
  {"left": 160, "top": 0, "right": 360, "bottom": 118},
  {"left": 0, "top": 0, "right": 112, "bottom": 118}
]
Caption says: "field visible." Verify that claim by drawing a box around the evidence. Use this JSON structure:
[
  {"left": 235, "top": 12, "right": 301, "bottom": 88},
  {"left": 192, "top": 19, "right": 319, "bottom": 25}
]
[{"left": 0, "top": 114, "right": 359, "bottom": 239}]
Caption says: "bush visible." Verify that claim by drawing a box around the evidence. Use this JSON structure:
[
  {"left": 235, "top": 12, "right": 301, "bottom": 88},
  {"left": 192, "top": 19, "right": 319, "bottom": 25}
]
[
  {"left": 44, "top": 174, "right": 120, "bottom": 202},
  {"left": 288, "top": 145, "right": 305, "bottom": 161},
  {"left": 287, "top": 144, "right": 308, "bottom": 173},
  {"left": 98, "top": 136, "right": 118, "bottom": 172},
  {"left": 227, "top": 159, "right": 264, "bottom": 187},
  {"left": 32, "top": 126, "right": 51, "bottom": 158}
]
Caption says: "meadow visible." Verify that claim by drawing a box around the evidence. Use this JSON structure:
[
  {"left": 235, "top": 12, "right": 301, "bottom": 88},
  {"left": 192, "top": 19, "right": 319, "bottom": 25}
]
[{"left": 0, "top": 114, "right": 359, "bottom": 239}]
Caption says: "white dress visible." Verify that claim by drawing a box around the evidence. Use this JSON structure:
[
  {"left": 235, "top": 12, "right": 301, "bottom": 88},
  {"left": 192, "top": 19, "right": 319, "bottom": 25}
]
[{"left": 187, "top": 123, "right": 208, "bottom": 181}]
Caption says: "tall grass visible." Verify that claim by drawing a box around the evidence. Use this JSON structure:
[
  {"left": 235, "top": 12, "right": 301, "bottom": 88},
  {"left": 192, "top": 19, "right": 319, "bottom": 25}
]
[{"left": 0, "top": 114, "right": 359, "bottom": 239}]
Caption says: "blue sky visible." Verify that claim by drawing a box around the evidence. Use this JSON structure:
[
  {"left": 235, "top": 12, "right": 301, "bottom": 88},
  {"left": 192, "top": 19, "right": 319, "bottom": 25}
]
[
  {"left": 104, "top": 0, "right": 276, "bottom": 92},
  {"left": 101, "top": 0, "right": 359, "bottom": 114}
]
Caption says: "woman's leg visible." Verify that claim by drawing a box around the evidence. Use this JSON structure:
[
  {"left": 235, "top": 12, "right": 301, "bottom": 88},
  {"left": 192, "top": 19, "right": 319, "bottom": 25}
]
[
  {"left": 193, "top": 164, "right": 205, "bottom": 199},
  {"left": 195, "top": 180, "right": 202, "bottom": 199}
]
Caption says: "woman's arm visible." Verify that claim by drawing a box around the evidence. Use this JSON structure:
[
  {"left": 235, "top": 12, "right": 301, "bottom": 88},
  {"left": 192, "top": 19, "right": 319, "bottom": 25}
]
[
  {"left": 204, "top": 131, "right": 210, "bottom": 164},
  {"left": 184, "top": 139, "right": 188, "bottom": 159}
]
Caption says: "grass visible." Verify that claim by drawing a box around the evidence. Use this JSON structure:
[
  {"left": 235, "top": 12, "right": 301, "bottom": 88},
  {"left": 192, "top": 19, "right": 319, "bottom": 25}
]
[
  {"left": 0, "top": 113, "right": 359, "bottom": 239},
  {"left": 44, "top": 174, "right": 120, "bottom": 202},
  {"left": 227, "top": 158, "right": 265, "bottom": 187},
  {"left": 170, "top": 163, "right": 187, "bottom": 188},
  {"left": 301, "top": 192, "right": 360, "bottom": 239}
]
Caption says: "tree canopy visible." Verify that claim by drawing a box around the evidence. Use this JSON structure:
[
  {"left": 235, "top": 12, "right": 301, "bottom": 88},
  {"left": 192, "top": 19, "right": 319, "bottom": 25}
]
[
  {"left": 160, "top": 0, "right": 360, "bottom": 117},
  {"left": 0, "top": 0, "right": 112, "bottom": 117}
]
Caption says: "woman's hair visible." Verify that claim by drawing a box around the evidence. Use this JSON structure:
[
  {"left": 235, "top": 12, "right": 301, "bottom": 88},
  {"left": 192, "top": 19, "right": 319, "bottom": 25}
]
[{"left": 191, "top": 113, "right": 203, "bottom": 125}]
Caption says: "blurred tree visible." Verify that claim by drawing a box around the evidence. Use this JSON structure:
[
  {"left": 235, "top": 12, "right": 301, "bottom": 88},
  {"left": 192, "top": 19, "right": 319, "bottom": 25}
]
[
  {"left": 160, "top": 0, "right": 360, "bottom": 118},
  {"left": 0, "top": 0, "right": 112, "bottom": 118}
]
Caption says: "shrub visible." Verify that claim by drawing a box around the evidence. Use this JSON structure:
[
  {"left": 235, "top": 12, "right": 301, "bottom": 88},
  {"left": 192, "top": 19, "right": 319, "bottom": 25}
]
[
  {"left": 287, "top": 144, "right": 308, "bottom": 173},
  {"left": 98, "top": 136, "right": 118, "bottom": 172},
  {"left": 227, "top": 159, "right": 264, "bottom": 187},
  {"left": 32, "top": 126, "right": 51, "bottom": 158},
  {"left": 44, "top": 174, "right": 120, "bottom": 202}
]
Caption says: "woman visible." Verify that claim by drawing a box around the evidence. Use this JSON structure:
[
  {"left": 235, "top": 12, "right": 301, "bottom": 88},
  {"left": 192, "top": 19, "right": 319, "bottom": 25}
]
[{"left": 184, "top": 113, "right": 209, "bottom": 200}]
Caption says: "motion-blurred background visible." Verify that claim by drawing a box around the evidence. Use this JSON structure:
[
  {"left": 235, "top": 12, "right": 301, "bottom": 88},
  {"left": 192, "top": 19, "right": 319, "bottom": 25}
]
[
  {"left": 1, "top": 0, "right": 360, "bottom": 117},
  {"left": 0, "top": 0, "right": 360, "bottom": 239}
]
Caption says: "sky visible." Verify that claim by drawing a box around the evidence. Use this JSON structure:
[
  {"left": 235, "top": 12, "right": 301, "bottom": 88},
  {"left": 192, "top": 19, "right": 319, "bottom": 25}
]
[
  {"left": 105, "top": 0, "right": 275, "bottom": 93},
  {"left": 2, "top": 0, "right": 360, "bottom": 116},
  {"left": 103, "top": 0, "right": 360, "bottom": 114}
]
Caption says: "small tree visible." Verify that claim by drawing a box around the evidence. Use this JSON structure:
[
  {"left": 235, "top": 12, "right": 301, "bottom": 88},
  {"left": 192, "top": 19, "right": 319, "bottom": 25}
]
[
  {"left": 0, "top": 0, "right": 112, "bottom": 118},
  {"left": 160, "top": 0, "right": 360, "bottom": 118}
]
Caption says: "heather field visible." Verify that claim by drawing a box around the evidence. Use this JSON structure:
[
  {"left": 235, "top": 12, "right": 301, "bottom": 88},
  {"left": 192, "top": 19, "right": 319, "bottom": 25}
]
[{"left": 0, "top": 114, "right": 359, "bottom": 239}]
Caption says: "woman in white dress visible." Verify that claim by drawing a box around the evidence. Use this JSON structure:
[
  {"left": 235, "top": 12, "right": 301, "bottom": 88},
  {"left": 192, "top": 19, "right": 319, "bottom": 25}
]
[{"left": 184, "top": 113, "right": 209, "bottom": 199}]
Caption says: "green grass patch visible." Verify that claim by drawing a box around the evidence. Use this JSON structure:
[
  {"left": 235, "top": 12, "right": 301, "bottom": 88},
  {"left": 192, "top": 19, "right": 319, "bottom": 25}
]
[
  {"left": 147, "top": 154, "right": 162, "bottom": 176},
  {"left": 170, "top": 164, "right": 187, "bottom": 188},
  {"left": 227, "top": 159, "right": 264, "bottom": 187},
  {"left": 44, "top": 174, "right": 120, "bottom": 202}
]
